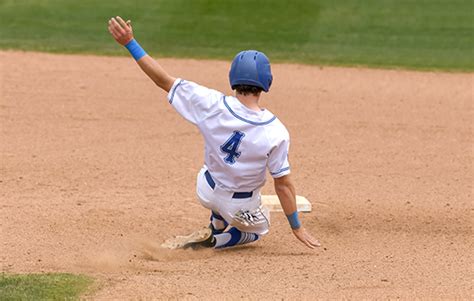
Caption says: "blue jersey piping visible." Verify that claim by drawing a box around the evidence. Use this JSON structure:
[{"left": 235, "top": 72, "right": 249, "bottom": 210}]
[
  {"left": 223, "top": 96, "right": 276, "bottom": 126},
  {"left": 270, "top": 166, "right": 290, "bottom": 175},
  {"left": 169, "top": 79, "right": 184, "bottom": 104}
]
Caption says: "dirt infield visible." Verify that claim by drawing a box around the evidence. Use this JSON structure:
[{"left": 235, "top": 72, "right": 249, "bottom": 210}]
[{"left": 1, "top": 51, "right": 472, "bottom": 299}]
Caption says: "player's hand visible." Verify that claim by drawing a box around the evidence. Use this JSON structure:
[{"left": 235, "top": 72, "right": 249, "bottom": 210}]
[
  {"left": 108, "top": 16, "right": 134, "bottom": 46},
  {"left": 292, "top": 227, "right": 321, "bottom": 249}
]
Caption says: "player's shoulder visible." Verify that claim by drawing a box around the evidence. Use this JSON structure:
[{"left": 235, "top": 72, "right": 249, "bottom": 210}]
[
  {"left": 263, "top": 109, "right": 290, "bottom": 140},
  {"left": 181, "top": 78, "right": 223, "bottom": 92},
  {"left": 169, "top": 78, "right": 224, "bottom": 101},
  {"left": 263, "top": 109, "right": 288, "bottom": 130}
]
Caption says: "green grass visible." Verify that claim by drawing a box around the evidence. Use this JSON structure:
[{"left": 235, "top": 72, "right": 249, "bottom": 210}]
[
  {"left": 0, "top": 0, "right": 472, "bottom": 70},
  {"left": 0, "top": 273, "right": 93, "bottom": 300}
]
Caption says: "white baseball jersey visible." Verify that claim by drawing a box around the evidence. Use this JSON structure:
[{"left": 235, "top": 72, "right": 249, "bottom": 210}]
[{"left": 167, "top": 78, "right": 290, "bottom": 192}]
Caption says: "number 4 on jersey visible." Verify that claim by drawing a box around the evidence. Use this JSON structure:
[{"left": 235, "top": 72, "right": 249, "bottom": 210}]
[{"left": 220, "top": 131, "right": 245, "bottom": 164}]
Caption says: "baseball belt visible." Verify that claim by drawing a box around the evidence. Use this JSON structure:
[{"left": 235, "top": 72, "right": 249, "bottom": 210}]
[{"left": 204, "top": 170, "right": 253, "bottom": 199}]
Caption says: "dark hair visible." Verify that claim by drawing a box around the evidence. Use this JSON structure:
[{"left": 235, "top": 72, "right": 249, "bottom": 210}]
[{"left": 233, "top": 85, "right": 263, "bottom": 96}]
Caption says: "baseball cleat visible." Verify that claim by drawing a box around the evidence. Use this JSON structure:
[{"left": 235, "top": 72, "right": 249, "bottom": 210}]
[
  {"left": 183, "top": 227, "right": 216, "bottom": 249},
  {"left": 161, "top": 227, "right": 215, "bottom": 250}
]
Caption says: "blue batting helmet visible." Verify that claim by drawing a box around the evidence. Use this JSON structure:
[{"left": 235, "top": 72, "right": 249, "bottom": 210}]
[{"left": 229, "top": 50, "right": 273, "bottom": 92}]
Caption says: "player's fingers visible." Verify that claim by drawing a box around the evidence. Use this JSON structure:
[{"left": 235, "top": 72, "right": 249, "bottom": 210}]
[
  {"left": 304, "top": 232, "right": 320, "bottom": 247},
  {"left": 296, "top": 232, "right": 315, "bottom": 249},
  {"left": 111, "top": 18, "right": 126, "bottom": 35},
  {"left": 116, "top": 16, "right": 129, "bottom": 31},
  {"left": 108, "top": 26, "right": 120, "bottom": 39},
  {"left": 309, "top": 238, "right": 321, "bottom": 247},
  {"left": 305, "top": 232, "right": 321, "bottom": 247},
  {"left": 113, "top": 18, "right": 126, "bottom": 34},
  {"left": 126, "top": 20, "right": 132, "bottom": 30},
  {"left": 108, "top": 19, "right": 119, "bottom": 34},
  {"left": 107, "top": 22, "right": 116, "bottom": 35},
  {"left": 110, "top": 20, "right": 126, "bottom": 38},
  {"left": 303, "top": 238, "right": 316, "bottom": 249},
  {"left": 108, "top": 24, "right": 121, "bottom": 38}
]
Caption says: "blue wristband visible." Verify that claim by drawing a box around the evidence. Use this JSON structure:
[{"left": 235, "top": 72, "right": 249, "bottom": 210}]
[
  {"left": 125, "top": 39, "right": 147, "bottom": 61},
  {"left": 286, "top": 211, "right": 301, "bottom": 229}
]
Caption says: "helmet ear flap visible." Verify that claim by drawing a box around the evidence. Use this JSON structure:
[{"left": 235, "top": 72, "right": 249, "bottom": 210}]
[{"left": 229, "top": 50, "right": 273, "bottom": 92}]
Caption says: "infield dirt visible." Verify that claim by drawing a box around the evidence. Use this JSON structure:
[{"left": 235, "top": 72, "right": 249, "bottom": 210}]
[{"left": 0, "top": 51, "right": 472, "bottom": 299}]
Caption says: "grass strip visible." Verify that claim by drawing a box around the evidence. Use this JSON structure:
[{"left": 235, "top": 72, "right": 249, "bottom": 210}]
[
  {"left": 0, "top": 0, "right": 472, "bottom": 71},
  {"left": 0, "top": 273, "right": 93, "bottom": 300}
]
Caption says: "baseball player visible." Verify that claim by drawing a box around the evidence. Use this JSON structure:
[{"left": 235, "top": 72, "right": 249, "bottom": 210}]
[{"left": 108, "top": 16, "right": 320, "bottom": 249}]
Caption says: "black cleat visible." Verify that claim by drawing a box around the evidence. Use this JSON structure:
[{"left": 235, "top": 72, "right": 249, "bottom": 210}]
[
  {"left": 183, "top": 227, "right": 216, "bottom": 249},
  {"left": 162, "top": 227, "right": 216, "bottom": 250}
]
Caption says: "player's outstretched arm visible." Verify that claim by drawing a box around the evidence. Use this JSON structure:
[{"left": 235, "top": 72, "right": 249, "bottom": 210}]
[
  {"left": 274, "top": 175, "right": 321, "bottom": 249},
  {"left": 108, "top": 16, "right": 176, "bottom": 92}
]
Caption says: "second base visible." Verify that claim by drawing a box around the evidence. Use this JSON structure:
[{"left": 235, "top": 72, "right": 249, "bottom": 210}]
[{"left": 261, "top": 195, "right": 312, "bottom": 212}]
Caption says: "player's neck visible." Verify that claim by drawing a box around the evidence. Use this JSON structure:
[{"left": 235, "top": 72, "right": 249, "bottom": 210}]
[{"left": 235, "top": 93, "right": 262, "bottom": 112}]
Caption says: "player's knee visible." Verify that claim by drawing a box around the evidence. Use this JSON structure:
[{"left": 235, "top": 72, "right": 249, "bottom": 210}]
[{"left": 233, "top": 223, "right": 269, "bottom": 237}]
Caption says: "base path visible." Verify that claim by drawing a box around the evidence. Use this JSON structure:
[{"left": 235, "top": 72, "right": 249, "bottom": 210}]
[{"left": 0, "top": 51, "right": 472, "bottom": 299}]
